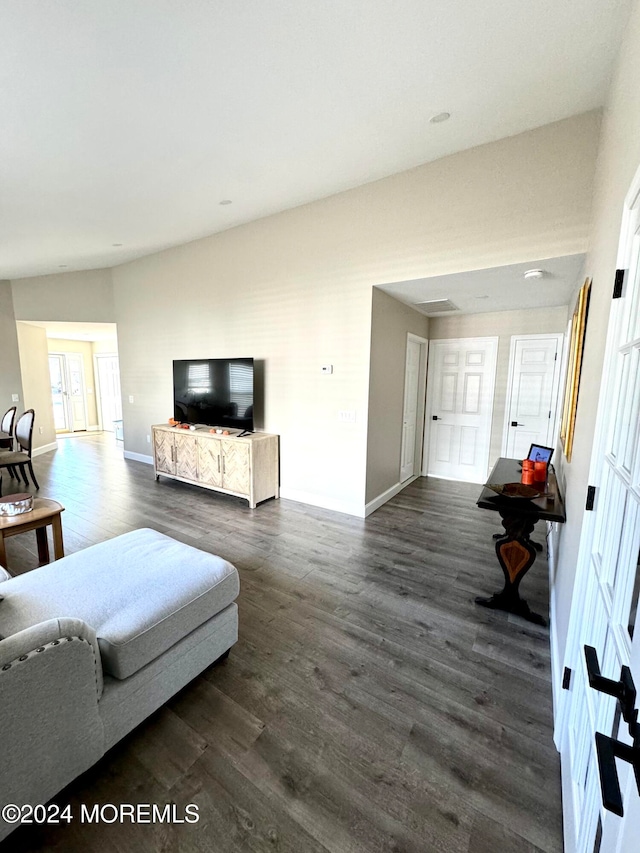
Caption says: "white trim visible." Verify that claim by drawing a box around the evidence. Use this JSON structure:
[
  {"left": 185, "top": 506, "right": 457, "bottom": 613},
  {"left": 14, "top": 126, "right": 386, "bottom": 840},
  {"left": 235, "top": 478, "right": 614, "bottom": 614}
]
[
  {"left": 500, "top": 332, "right": 564, "bottom": 457},
  {"left": 365, "top": 476, "right": 418, "bottom": 516},
  {"left": 93, "top": 352, "right": 121, "bottom": 432},
  {"left": 88, "top": 425, "right": 101, "bottom": 431},
  {"left": 279, "top": 486, "right": 365, "bottom": 517},
  {"left": 401, "top": 334, "right": 428, "bottom": 482},
  {"left": 123, "top": 450, "right": 153, "bottom": 465},
  {"left": 32, "top": 441, "right": 58, "bottom": 457}
]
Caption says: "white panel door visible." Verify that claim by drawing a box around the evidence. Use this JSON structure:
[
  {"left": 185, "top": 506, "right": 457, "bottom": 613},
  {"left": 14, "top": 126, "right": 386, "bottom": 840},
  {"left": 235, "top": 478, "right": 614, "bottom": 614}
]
[
  {"left": 559, "top": 171, "right": 640, "bottom": 853},
  {"left": 425, "top": 337, "right": 498, "bottom": 483},
  {"left": 400, "top": 338, "right": 422, "bottom": 482},
  {"left": 504, "top": 334, "right": 563, "bottom": 459}
]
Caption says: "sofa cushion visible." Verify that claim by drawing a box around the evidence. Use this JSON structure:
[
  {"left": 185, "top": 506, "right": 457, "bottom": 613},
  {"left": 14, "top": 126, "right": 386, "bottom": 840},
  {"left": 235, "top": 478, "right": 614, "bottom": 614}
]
[{"left": 0, "top": 528, "right": 239, "bottom": 679}]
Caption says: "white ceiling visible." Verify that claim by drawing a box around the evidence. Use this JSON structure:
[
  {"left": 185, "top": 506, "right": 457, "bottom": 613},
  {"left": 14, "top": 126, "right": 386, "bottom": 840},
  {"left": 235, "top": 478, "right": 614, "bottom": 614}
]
[
  {"left": 378, "top": 254, "right": 587, "bottom": 315},
  {"left": 1, "top": 1, "right": 631, "bottom": 280}
]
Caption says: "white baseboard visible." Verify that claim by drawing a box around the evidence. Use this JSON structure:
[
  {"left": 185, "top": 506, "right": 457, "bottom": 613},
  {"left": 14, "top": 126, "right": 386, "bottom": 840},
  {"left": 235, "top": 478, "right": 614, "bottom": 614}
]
[
  {"left": 32, "top": 442, "right": 58, "bottom": 458},
  {"left": 88, "top": 425, "right": 101, "bottom": 432},
  {"left": 279, "top": 487, "right": 364, "bottom": 518},
  {"left": 364, "top": 476, "right": 417, "bottom": 517},
  {"left": 123, "top": 450, "right": 154, "bottom": 465}
]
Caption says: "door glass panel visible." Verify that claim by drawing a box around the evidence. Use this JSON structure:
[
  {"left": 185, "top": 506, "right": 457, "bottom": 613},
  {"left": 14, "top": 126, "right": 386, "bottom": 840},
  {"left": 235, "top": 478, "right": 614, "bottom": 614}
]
[
  {"left": 48, "top": 355, "right": 67, "bottom": 431},
  {"left": 592, "top": 816, "right": 602, "bottom": 853},
  {"left": 628, "top": 549, "right": 640, "bottom": 639}
]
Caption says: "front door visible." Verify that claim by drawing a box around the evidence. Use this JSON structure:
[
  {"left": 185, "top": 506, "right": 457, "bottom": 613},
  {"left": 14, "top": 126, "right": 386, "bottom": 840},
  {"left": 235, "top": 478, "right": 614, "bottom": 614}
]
[
  {"left": 424, "top": 337, "right": 498, "bottom": 483},
  {"left": 503, "top": 334, "right": 564, "bottom": 459},
  {"left": 559, "top": 168, "right": 640, "bottom": 852}
]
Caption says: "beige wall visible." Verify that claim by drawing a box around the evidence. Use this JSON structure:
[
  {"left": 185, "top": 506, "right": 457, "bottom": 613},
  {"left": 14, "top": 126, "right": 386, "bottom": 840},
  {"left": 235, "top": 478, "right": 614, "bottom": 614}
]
[
  {"left": 110, "top": 112, "right": 599, "bottom": 514},
  {"left": 429, "top": 306, "right": 568, "bottom": 468},
  {"left": 15, "top": 323, "right": 57, "bottom": 450},
  {"left": 0, "top": 281, "right": 24, "bottom": 418},
  {"left": 366, "top": 289, "right": 429, "bottom": 504},
  {"left": 46, "top": 339, "right": 100, "bottom": 428},
  {"left": 554, "top": 0, "right": 640, "bottom": 663},
  {"left": 11, "top": 268, "right": 115, "bottom": 323}
]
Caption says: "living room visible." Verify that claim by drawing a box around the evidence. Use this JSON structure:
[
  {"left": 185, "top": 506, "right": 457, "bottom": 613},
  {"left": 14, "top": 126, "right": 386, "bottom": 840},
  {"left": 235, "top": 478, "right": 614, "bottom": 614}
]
[{"left": 2, "top": 1, "right": 640, "bottom": 851}]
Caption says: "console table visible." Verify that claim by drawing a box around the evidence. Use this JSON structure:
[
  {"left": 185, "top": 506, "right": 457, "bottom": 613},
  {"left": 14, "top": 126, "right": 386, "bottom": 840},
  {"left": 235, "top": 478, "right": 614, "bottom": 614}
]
[
  {"left": 475, "top": 457, "right": 565, "bottom": 625},
  {"left": 152, "top": 425, "right": 279, "bottom": 509}
]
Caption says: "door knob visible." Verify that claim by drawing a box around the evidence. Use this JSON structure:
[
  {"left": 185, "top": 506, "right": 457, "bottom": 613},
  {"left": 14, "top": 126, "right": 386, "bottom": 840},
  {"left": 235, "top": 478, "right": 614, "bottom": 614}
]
[
  {"left": 511, "top": 421, "right": 523, "bottom": 427},
  {"left": 432, "top": 416, "right": 442, "bottom": 421}
]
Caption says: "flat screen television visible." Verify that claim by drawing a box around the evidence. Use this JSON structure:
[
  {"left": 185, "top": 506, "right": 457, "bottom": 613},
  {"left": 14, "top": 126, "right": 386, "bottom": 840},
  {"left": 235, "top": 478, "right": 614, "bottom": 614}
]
[{"left": 173, "top": 358, "right": 254, "bottom": 431}]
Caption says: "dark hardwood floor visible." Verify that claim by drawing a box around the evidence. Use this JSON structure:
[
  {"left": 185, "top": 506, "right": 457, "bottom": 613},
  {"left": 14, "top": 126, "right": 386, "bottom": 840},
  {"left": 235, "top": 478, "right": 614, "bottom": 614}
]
[{"left": 1, "top": 434, "right": 562, "bottom": 853}]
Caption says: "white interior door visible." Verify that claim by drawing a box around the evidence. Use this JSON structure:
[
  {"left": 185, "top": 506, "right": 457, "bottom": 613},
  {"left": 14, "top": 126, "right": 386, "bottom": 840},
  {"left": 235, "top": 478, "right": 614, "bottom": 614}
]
[
  {"left": 95, "top": 354, "right": 122, "bottom": 431},
  {"left": 400, "top": 336, "right": 426, "bottom": 482},
  {"left": 503, "top": 334, "right": 563, "bottom": 459},
  {"left": 424, "top": 337, "right": 498, "bottom": 483},
  {"left": 559, "top": 169, "right": 640, "bottom": 853}
]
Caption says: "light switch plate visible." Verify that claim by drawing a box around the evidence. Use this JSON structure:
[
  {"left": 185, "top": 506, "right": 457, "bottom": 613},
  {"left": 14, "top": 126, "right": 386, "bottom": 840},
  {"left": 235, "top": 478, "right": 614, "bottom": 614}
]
[{"left": 11, "top": 394, "right": 19, "bottom": 402}]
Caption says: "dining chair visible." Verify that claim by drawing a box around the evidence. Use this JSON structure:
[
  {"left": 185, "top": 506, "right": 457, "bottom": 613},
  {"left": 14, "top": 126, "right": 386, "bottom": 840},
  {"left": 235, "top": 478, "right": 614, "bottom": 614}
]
[
  {"left": 0, "top": 409, "right": 40, "bottom": 494},
  {"left": 0, "top": 406, "right": 16, "bottom": 450}
]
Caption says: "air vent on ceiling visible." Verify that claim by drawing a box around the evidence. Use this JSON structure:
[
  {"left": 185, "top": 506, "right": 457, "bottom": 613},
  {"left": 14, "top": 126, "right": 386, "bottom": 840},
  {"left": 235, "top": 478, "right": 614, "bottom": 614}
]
[{"left": 414, "top": 298, "right": 459, "bottom": 315}]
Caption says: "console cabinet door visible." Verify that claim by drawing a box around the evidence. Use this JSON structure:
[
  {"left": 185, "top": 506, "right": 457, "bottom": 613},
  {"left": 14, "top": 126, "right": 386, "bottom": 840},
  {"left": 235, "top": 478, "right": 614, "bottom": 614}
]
[
  {"left": 174, "top": 433, "right": 198, "bottom": 481},
  {"left": 221, "top": 441, "right": 250, "bottom": 494},
  {"left": 154, "top": 429, "right": 175, "bottom": 475},
  {"left": 197, "top": 438, "right": 222, "bottom": 488}
]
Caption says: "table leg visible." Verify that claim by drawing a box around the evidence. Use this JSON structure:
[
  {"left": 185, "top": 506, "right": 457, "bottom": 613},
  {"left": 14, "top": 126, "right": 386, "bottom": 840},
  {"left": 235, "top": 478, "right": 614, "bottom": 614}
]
[
  {"left": 475, "top": 509, "right": 546, "bottom": 625},
  {"left": 36, "top": 526, "right": 50, "bottom": 565},
  {"left": 51, "top": 515, "right": 64, "bottom": 560},
  {"left": 0, "top": 533, "right": 7, "bottom": 570}
]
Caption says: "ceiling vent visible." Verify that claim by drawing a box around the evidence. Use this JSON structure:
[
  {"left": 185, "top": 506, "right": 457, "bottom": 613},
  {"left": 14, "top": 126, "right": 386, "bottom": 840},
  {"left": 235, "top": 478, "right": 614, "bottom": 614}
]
[{"left": 414, "top": 298, "right": 459, "bottom": 315}]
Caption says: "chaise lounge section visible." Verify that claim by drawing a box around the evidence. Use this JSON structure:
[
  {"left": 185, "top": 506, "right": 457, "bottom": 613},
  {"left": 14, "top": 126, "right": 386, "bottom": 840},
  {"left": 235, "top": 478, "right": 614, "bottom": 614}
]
[{"left": 0, "top": 527, "right": 239, "bottom": 841}]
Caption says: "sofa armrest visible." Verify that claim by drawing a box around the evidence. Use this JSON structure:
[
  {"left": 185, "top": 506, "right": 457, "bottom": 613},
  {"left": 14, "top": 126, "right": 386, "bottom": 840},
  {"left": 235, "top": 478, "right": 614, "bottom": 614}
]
[
  {"left": 0, "top": 618, "right": 105, "bottom": 841},
  {"left": 0, "top": 565, "right": 11, "bottom": 582}
]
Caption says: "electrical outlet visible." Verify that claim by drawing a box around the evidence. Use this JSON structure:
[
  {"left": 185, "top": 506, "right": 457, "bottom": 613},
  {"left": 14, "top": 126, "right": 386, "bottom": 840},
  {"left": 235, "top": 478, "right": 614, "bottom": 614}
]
[
  {"left": 11, "top": 394, "right": 19, "bottom": 402},
  {"left": 146, "top": 435, "right": 151, "bottom": 443},
  {"left": 39, "top": 426, "right": 44, "bottom": 434},
  {"left": 128, "top": 395, "right": 134, "bottom": 404}
]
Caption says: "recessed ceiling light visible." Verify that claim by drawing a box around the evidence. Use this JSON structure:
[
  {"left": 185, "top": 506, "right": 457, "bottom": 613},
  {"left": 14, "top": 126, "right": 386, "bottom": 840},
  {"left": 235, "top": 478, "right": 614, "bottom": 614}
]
[
  {"left": 524, "top": 269, "right": 544, "bottom": 280},
  {"left": 429, "top": 112, "right": 451, "bottom": 124},
  {"left": 58, "top": 264, "right": 68, "bottom": 268},
  {"left": 112, "top": 243, "right": 123, "bottom": 247},
  {"left": 475, "top": 295, "right": 489, "bottom": 299},
  {"left": 219, "top": 199, "right": 232, "bottom": 205}
]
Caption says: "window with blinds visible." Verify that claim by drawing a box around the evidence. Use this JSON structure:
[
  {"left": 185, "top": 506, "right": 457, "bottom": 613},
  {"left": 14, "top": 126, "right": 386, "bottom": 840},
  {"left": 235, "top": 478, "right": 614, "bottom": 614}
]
[
  {"left": 187, "top": 362, "right": 211, "bottom": 391},
  {"left": 229, "top": 361, "right": 253, "bottom": 415}
]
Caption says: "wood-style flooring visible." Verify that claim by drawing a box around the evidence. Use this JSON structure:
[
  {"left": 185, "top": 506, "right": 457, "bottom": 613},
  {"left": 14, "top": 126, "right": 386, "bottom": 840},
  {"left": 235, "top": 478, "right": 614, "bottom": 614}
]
[{"left": 1, "top": 434, "right": 562, "bottom": 853}]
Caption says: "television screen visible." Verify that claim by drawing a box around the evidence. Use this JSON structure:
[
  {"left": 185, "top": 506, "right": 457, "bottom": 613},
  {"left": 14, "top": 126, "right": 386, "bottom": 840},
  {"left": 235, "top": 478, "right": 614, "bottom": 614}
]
[{"left": 173, "top": 358, "right": 254, "bottom": 431}]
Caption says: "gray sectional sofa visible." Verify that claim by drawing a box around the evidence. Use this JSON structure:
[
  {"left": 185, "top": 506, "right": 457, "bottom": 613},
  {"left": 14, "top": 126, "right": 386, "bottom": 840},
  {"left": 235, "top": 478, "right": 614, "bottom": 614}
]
[{"left": 0, "top": 528, "right": 239, "bottom": 841}]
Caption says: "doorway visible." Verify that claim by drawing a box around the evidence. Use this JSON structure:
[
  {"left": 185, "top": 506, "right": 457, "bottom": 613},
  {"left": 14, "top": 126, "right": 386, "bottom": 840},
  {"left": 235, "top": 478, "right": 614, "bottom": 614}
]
[
  {"left": 48, "top": 352, "right": 88, "bottom": 433},
  {"left": 94, "top": 354, "right": 122, "bottom": 432},
  {"left": 400, "top": 334, "right": 428, "bottom": 482},
  {"left": 423, "top": 336, "right": 498, "bottom": 483}
]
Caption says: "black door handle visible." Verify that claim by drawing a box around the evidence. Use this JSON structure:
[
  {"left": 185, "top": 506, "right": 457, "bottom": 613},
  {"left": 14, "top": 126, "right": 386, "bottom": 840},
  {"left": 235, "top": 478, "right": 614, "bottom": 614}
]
[
  {"left": 432, "top": 416, "right": 442, "bottom": 421},
  {"left": 511, "top": 421, "right": 524, "bottom": 427},
  {"left": 584, "top": 645, "right": 637, "bottom": 724}
]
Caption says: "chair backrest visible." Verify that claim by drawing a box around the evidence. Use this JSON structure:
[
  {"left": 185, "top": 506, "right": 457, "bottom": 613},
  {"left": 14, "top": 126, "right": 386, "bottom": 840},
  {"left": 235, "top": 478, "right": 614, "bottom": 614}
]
[
  {"left": 1, "top": 407, "right": 16, "bottom": 435},
  {"left": 15, "top": 410, "right": 35, "bottom": 456}
]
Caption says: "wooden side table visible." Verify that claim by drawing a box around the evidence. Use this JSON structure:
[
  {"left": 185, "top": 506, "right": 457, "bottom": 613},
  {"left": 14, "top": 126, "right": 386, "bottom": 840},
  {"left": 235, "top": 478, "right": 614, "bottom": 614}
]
[{"left": 0, "top": 498, "right": 65, "bottom": 572}]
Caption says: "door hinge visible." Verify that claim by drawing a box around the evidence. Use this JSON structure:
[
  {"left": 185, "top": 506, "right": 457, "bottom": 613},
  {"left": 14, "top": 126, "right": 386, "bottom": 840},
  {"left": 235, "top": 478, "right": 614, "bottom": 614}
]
[
  {"left": 586, "top": 485, "right": 597, "bottom": 511},
  {"left": 554, "top": 351, "right": 558, "bottom": 361},
  {"left": 548, "top": 410, "right": 551, "bottom": 419},
  {"left": 562, "top": 667, "right": 572, "bottom": 690},
  {"left": 613, "top": 269, "right": 626, "bottom": 299}
]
